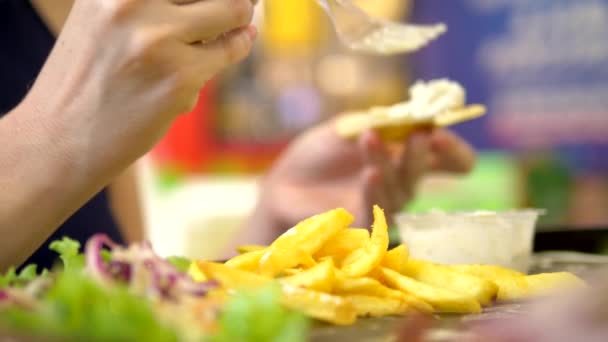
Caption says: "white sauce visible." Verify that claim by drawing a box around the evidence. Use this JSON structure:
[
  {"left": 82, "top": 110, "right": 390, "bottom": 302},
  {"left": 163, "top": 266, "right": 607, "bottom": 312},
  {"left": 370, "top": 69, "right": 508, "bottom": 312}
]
[
  {"left": 397, "top": 210, "right": 542, "bottom": 272},
  {"left": 348, "top": 23, "right": 447, "bottom": 55},
  {"left": 388, "top": 79, "right": 466, "bottom": 121}
]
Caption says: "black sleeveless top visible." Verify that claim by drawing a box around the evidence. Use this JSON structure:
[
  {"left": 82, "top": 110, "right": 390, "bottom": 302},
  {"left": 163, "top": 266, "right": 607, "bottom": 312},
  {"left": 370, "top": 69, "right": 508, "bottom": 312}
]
[{"left": 0, "top": 0, "right": 124, "bottom": 270}]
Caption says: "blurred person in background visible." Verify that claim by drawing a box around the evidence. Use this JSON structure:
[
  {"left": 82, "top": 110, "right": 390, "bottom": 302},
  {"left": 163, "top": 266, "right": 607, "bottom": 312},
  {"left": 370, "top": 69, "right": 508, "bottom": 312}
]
[{"left": 0, "top": 0, "right": 474, "bottom": 270}]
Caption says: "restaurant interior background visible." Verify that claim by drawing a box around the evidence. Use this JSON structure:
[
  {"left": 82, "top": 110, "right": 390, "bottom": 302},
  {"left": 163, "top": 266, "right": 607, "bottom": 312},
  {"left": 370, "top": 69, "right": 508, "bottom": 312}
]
[{"left": 130, "top": 0, "right": 608, "bottom": 259}]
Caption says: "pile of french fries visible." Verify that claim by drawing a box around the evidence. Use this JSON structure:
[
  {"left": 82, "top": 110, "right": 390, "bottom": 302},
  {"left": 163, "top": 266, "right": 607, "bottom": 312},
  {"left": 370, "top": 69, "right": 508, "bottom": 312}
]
[{"left": 190, "top": 206, "right": 585, "bottom": 325}]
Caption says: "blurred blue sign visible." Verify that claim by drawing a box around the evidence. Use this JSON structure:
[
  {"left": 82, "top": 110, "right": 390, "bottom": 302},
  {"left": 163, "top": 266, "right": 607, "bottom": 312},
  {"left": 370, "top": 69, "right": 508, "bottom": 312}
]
[{"left": 410, "top": 0, "right": 608, "bottom": 171}]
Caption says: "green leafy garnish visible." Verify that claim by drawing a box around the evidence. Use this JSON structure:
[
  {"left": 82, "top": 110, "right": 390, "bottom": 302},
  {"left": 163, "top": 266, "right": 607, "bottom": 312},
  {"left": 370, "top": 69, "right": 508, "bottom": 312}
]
[
  {"left": 0, "top": 267, "right": 17, "bottom": 288},
  {"left": 166, "top": 256, "right": 191, "bottom": 273},
  {"left": 2, "top": 237, "right": 313, "bottom": 342},
  {"left": 17, "top": 264, "right": 38, "bottom": 282},
  {"left": 2, "top": 271, "right": 180, "bottom": 342},
  {"left": 49, "top": 237, "right": 84, "bottom": 272},
  {"left": 211, "top": 284, "right": 309, "bottom": 342},
  {"left": 0, "top": 264, "right": 46, "bottom": 289}
]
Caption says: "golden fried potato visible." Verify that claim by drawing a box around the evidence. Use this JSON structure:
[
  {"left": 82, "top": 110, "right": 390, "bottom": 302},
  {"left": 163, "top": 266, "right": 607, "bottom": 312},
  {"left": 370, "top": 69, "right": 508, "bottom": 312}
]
[
  {"left": 188, "top": 262, "right": 208, "bottom": 282},
  {"left": 343, "top": 295, "right": 411, "bottom": 318},
  {"left": 341, "top": 206, "right": 389, "bottom": 277},
  {"left": 224, "top": 249, "right": 266, "bottom": 272},
  {"left": 196, "top": 205, "right": 589, "bottom": 326},
  {"left": 447, "top": 264, "right": 528, "bottom": 302},
  {"left": 403, "top": 259, "right": 498, "bottom": 306},
  {"left": 315, "top": 228, "right": 370, "bottom": 265},
  {"left": 282, "top": 284, "right": 357, "bottom": 325},
  {"left": 448, "top": 264, "right": 525, "bottom": 278},
  {"left": 197, "top": 261, "right": 273, "bottom": 290},
  {"left": 198, "top": 261, "right": 356, "bottom": 325},
  {"left": 333, "top": 271, "right": 433, "bottom": 314},
  {"left": 498, "top": 272, "right": 585, "bottom": 302},
  {"left": 526, "top": 272, "right": 585, "bottom": 292},
  {"left": 381, "top": 268, "right": 482, "bottom": 314},
  {"left": 281, "top": 258, "right": 336, "bottom": 293},
  {"left": 334, "top": 272, "right": 403, "bottom": 299},
  {"left": 381, "top": 244, "right": 409, "bottom": 273},
  {"left": 259, "top": 208, "right": 353, "bottom": 276},
  {"left": 236, "top": 244, "right": 267, "bottom": 254}
]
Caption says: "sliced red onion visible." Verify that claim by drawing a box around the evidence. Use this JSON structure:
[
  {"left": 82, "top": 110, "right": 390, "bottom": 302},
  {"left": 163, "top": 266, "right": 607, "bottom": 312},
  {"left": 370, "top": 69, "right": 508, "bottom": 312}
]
[
  {"left": 83, "top": 234, "right": 216, "bottom": 301},
  {"left": 108, "top": 261, "right": 132, "bottom": 282},
  {"left": 0, "top": 290, "right": 9, "bottom": 301},
  {"left": 181, "top": 280, "right": 219, "bottom": 297},
  {"left": 85, "top": 234, "right": 119, "bottom": 282}
]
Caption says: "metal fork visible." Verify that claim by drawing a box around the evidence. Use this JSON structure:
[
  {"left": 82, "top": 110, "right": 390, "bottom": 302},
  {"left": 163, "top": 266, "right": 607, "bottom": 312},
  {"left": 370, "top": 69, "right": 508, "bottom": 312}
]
[{"left": 315, "top": 0, "right": 447, "bottom": 55}]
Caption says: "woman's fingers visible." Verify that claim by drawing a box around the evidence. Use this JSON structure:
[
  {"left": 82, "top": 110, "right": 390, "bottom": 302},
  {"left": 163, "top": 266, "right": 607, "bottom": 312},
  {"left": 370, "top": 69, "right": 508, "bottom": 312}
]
[
  {"left": 396, "top": 133, "right": 432, "bottom": 201},
  {"left": 189, "top": 25, "right": 256, "bottom": 70},
  {"left": 171, "top": 0, "right": 254, "bottom": 43},
  {"left": 360, "top": 130, "right": 403, "bottom": 213},
  {"left": 429, "top": 129, "right": 475, "bottom": 173},
  {"left": 361, "top": 166, "right": 394, "bottom": 226}
]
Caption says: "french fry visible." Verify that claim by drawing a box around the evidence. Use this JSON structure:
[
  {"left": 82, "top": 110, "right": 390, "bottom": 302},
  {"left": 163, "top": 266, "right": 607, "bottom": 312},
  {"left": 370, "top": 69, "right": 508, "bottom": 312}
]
[
  {"left": 236, "top": 244, "right": 267, "bottom": 254},
  {"left": 344, "top": 295, "right": 411, "bottom": 318},
  {"left": 381, "top": 244, "right": 409, "bottom": 272},
  {"left": 334, "top": 272, "right": 402, "bottom": 299},
  {"left": 195, "top": 205, "right": 589, "bottom": 326},
  {"left": 224, "top": 249, "right": 266, "bottom": 272},
  {"left": 282, "top": 285, "right": 357, "bottom": 326},
  {"left": 448, "top": 264, "right": 525, "bottom": 278},
  {"left": 199, "top": 261, "right": 356, "bottom": 325},
  {"left": 188, "top": 262, "right": 208, "bottom": 282},
  {"left": 281, "top": 258, "right": 336, "bottom": 293},
  {"left": 282, "top": 268, "right": 304, "bottom": 276},
  {"left": 447, "top": 264, "right": 528, "bottom": 302},
  {"left": 498, "top": 272, "right": 586, "bottom": 302},
  {"left": 196, "top": 261, "right": 273, "bottom": 290},
  {"left": 526, "top": 272, "right": 585, "bottom": 292},
  {"left": 381, "top": 268, "right": 482, "bottom": 314},
  {"left": 294, "top": 249, "right": 318, "bottom": 269},
  {"left": 403, "top": 259, "right": 498, "bottom": 306},
  {"left": 333, "top": 271, "right": 433, "bottom": 314},
  {"left": 314, "top": 228, "right": 370, "bottom": 265},
  {"left": 341, "top": 206, "right": 389, "bottom": 277},
  {"left": 259, "top": 208, "right": 354, "bottom": 277}
]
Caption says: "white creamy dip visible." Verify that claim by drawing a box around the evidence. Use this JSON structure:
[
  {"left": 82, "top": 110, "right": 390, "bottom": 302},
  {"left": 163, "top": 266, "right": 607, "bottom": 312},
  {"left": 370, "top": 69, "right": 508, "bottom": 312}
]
[{"left": 388, "top": 79, "right": 466, "bottom": 121}]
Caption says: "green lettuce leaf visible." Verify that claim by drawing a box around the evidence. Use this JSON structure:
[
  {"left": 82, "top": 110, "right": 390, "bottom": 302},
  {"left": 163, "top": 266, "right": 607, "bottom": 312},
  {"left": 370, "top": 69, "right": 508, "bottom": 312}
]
[
  {"left": 0, "top": 264, "right": 47, "bottom": 289},
  {"left": 166, "top": 256, "right": 191, "bottom": 273},
  {"left": 49, "top": 237, "right": 84, "bottom": 272},
  {"left": 2, "top": 271, "right": 180, "bottom": 342},
  {"left": 211, "top": 284, "right": 309, "bottom": 342}
]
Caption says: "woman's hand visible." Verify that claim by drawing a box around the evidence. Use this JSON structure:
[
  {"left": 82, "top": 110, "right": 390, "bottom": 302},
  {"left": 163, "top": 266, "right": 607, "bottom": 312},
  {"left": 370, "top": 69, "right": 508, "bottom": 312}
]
[
  {"left": 232, "top": 120, "right": 475, "bottom": 250},
  {"left": 0, "top": 0, "right": 257, "bottom": 269},
  {"left": 27, "top": 0, "right": 257, "bottom": 167}
]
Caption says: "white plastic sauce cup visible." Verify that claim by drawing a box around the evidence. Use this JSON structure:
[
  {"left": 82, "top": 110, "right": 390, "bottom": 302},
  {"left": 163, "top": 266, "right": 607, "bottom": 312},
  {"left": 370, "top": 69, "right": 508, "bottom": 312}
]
[{"left": 396, "top": 210, "right": 544, "bottom": 273}]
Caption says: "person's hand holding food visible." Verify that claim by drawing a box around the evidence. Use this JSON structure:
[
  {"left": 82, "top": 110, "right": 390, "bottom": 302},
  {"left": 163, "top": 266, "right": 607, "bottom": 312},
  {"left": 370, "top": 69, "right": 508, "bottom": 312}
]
[
  {"left": 1, "top": 0, "right": 257, "bottom": 268},
  {"left": 232, "top": 121, "right": 475, "bottom": 249}
]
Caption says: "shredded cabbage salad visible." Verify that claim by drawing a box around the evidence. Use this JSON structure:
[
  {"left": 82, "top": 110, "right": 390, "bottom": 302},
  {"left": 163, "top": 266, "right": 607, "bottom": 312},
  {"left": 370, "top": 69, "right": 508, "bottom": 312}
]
[{"left": 0, "top": 234, "right": 308, "bottom": 342}]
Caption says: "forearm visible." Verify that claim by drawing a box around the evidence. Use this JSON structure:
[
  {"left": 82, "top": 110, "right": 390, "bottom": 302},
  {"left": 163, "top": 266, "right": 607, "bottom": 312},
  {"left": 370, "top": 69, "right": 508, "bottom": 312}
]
[{"left": 0, "top": 100, "right": 115, "bottom": 270}]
